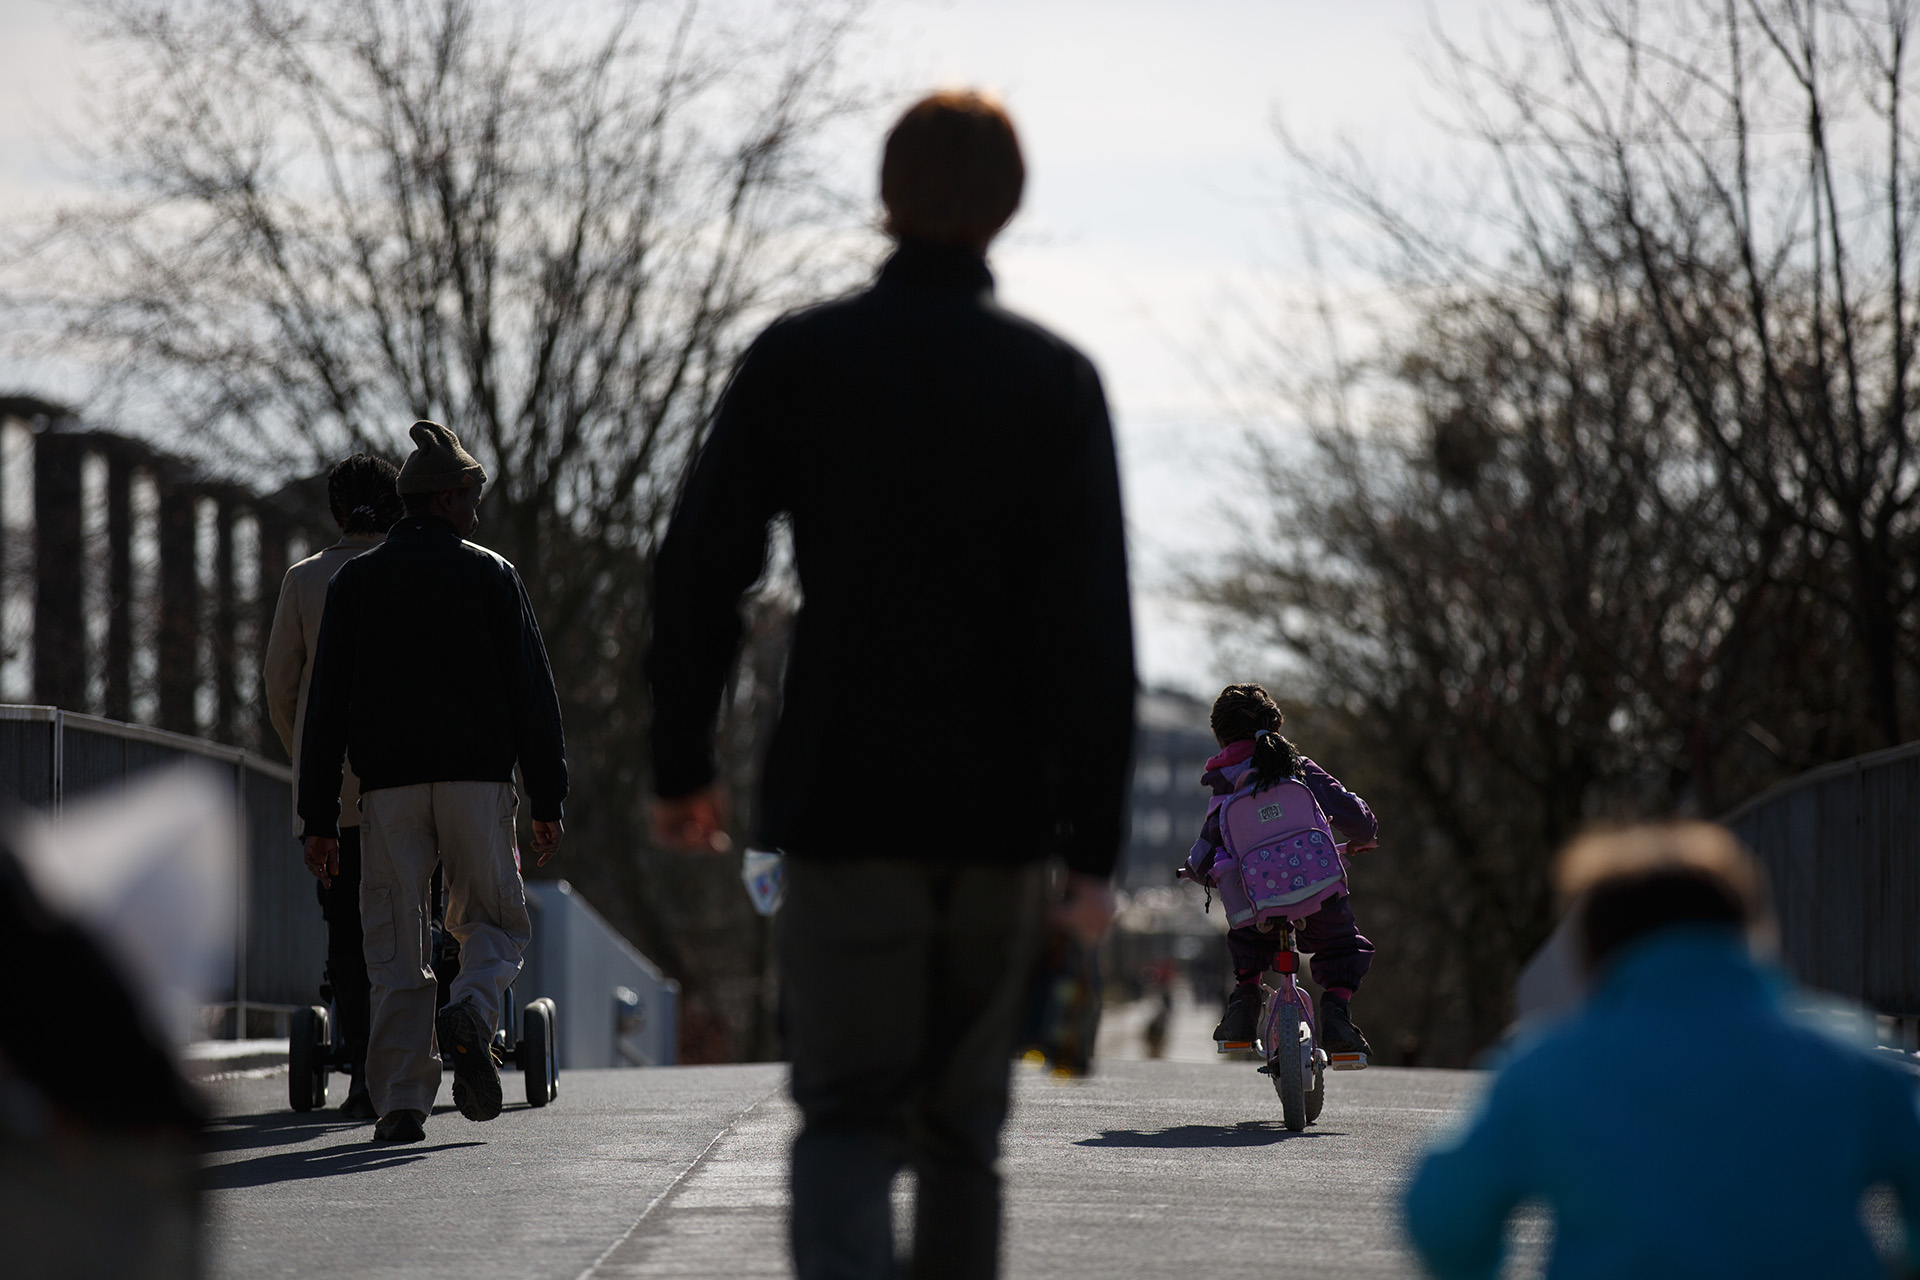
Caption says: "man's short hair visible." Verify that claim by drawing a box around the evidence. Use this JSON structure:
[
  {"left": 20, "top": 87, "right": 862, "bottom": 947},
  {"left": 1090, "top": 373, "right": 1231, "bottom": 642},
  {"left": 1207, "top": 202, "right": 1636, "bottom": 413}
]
[
  {"left": 881, "top": 90, "right": 1024, "bottom": 248},
  {"left": 1556, "top": 822, "right": 1769, "bottom": 972},
  {"left": 327, "top": 453, "right": 403, "bottom": 534}
]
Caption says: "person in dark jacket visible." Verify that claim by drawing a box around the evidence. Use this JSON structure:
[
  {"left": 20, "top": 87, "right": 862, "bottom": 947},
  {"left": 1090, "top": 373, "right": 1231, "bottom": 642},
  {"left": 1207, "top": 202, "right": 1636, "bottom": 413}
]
[
  {"left": 299, "top": 420, "right": 567, "bottom": 1145},
  {"left": 648, "top": 91, "right": 1135, "bottom": 1280}
]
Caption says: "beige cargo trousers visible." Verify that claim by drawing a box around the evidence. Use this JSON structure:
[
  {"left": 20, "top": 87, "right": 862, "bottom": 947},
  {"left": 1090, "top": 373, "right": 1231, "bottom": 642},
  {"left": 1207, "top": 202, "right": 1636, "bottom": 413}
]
[{"left": 359, "top": 780, "right": 531, "bottom": 1117}]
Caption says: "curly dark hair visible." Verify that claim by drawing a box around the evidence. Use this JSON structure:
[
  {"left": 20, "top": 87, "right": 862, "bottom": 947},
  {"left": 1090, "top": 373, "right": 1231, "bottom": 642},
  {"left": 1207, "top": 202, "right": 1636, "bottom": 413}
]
[
  {"left": 327, "top": 453, "right": 403, "bottom": 534},
  {"left": 1210, "top": 682, "right": 1304, "bottom": 792}
]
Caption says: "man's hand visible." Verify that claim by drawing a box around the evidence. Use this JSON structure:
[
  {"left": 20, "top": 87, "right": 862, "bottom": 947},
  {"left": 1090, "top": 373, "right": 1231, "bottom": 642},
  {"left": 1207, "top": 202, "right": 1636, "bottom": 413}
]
[
  {"left": 531, "top": 819, "right": 564, "bottom": 866},
  {"left": 650, "top": 786, "right": 732, "bottom": 854},
  {"left": 303, "top": 835, "right": 340, "bottom": 888},
  {"left": 1053, "top": 871, "right": 1117, "bottom": 945}
]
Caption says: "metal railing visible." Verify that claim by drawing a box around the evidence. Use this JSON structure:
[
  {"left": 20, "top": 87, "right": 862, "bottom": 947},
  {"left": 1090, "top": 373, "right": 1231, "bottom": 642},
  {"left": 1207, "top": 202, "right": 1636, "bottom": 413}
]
[
  {"left": 521, "top": 881, "right": 680, "bottom": 1069},
  {"left": 0, "top": 704, "right": 315, "bottom": 1034},
  {"left": 1723, "top": 739, "right": 1920, "bottom": 1016}
]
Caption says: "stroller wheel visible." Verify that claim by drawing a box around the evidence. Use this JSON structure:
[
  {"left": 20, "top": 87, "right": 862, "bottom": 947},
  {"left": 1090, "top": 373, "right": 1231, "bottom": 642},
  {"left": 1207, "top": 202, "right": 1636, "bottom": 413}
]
[
  {"left": 289, "top": 1004, "right": 330, "bottom": 1112},
  {"left": 523, "top": 999, "right": 558, "bottom": 1107}
]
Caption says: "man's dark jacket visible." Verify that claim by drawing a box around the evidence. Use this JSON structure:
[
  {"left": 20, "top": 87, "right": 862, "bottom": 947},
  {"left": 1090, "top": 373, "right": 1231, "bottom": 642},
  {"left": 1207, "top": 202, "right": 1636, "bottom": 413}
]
[
  {"left": 648, "top": 241, "right": 1135, "bottom": 878},
  {"left": 298, "top": 515, "right": 568, "bottom": 837}
]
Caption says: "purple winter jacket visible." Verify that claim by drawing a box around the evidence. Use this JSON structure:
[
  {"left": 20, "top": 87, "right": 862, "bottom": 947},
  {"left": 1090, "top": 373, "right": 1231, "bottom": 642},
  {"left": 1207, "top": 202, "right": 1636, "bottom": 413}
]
[{"left": 1183, "top": 739, "right": 1378, "bottom": 883}]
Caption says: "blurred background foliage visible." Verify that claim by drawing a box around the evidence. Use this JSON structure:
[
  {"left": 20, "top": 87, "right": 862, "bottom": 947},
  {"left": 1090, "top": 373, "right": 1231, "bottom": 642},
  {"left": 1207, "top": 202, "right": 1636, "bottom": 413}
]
[{"left": 1208, "top": 0, "right": 1920, "bottom": 1060}]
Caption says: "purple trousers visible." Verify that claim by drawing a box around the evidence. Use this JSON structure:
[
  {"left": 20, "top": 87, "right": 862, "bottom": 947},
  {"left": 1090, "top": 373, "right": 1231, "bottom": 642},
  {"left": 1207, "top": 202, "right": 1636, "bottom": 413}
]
[{"left": 1228, "top": 894, "right": 1373, "bottom": 993}]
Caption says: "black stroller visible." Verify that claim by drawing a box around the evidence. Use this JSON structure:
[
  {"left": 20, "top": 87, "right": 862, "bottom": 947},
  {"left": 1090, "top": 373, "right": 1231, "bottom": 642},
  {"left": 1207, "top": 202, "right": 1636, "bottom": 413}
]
[{"left": 289, "top": 867, "right": 558, "bottom": 1112}]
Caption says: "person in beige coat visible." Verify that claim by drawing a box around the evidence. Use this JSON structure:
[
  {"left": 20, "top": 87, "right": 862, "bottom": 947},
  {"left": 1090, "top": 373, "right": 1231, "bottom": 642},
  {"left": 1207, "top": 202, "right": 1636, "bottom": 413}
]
[{"left": 263, "top": 453, "right": 404, "bottom": 1121}]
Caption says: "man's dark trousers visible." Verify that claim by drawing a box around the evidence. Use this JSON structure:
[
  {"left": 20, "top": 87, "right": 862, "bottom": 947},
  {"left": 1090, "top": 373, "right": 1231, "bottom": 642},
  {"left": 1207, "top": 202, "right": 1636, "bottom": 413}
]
[
  {"left": 315, "top": 825, "right": 370, "bottom": 1080},
  {"left": 780, "top": 858, "right": 1043, "bottom": 1280}
]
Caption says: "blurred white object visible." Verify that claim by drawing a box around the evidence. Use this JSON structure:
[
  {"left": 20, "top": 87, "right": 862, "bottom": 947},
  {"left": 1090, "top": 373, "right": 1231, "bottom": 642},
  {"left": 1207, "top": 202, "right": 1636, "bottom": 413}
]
[
  {"left": 11, "top": 764, "right": 238, "bottom": 1047},
  {"left": 742, "top": 847, "right": 787, "bottom": 916},
  {"left": 1515, "top": 911, "right": 1586, "bottom": 1028}
]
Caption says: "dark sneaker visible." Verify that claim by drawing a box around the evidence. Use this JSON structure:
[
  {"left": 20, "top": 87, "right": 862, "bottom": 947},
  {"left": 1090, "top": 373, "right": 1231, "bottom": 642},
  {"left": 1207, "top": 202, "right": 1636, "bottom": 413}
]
[
  {"left": 1319, "top": 994, "right": 1372, "bottom": 1067},
  {"left": 437, "top": 998, "right": 503, "bottom": 1121},
  {"left": 372, "top": 1109, "right": 425, "bottom": 1143},
  {"left": 1213, "top": 982, "right": 1262, "bottom": 1049},
  {"left": 339, "top": 1075, "right": 377, "bottom": 1121}
]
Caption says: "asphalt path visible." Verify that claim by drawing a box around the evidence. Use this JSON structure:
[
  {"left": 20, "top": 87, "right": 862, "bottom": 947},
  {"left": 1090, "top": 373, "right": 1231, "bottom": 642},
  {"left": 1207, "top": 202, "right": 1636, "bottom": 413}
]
[{"left": 200, "top": 1056, "right": 1511, "bottom": 1279}]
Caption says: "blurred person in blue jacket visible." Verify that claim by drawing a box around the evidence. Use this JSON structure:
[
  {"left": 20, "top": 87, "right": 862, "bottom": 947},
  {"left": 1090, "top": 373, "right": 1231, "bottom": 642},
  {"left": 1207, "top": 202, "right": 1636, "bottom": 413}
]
[{"left": 1405, "top": 822, "right": 1920, "bottom": 1280}]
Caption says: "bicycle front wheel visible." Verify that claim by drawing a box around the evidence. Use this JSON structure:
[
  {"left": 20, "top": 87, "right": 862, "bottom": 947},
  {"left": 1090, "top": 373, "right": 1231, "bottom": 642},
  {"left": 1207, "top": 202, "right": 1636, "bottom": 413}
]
[{"left": 1269, "top": 1004, "right": 1307, "bottom": 1131}]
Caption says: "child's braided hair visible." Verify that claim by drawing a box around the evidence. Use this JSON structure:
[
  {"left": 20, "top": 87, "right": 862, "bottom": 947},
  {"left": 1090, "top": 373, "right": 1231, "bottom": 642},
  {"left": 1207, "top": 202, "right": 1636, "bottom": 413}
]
[
  {"left": 327, "top": 453, "right": 404, "bottom": 534},
  {"left": 1209, "top": 682, "right": 1304, "bottom": 792}
]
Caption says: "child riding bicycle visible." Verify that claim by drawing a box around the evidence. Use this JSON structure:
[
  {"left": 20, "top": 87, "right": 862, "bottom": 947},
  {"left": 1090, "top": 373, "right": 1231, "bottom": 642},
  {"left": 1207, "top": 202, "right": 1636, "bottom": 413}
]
[{"left": 1184, "top": 683, "right": 1379, "bottom": 1061}]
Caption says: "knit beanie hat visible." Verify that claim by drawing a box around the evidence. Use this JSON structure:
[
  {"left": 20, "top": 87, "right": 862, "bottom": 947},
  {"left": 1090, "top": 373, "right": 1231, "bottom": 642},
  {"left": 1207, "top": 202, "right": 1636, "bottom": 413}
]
[{"left": 396, "top": 420, "right": 487, "bottom": 494}]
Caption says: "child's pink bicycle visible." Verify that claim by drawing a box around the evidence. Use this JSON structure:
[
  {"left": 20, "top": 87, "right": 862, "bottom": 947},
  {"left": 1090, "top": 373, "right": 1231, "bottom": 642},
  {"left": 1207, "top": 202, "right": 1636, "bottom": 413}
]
[
  {"left": 1253, "top": 911, "right": 1330, "bottom": 1130},
  {"left": 1182, "top": 773, "right": 1377, "bottom": 1130},
  {"left": 1177, "top": 863, "right": 1325, "bottom": 1130}
]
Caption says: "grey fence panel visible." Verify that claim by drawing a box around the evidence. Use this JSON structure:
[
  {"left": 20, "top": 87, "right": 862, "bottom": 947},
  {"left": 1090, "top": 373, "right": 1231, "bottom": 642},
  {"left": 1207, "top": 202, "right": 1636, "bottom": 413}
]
[
  {"left": 1, "top": 703, "right": 677, "bottom": 1041},
  {"left": 1726, "top": 740, "right": 1920, "bottom": 1015},
  {"left": 243, "top": 765, "right": 323, "bottom": 1009},
  {"left": 0, "top": 716, "right": 54, "bottom": 809},
  {"left": 1858, "top": 756, "right": 1920, "bottom": 1013},
  {"left": 0, "top": 704, "right": 311, "bottom": 1028},
  {"left": 521, "top": 880, "right": 679, "bottom": 1068},
  {"left": 123, "top": 737, "right": 182, "bottom": 779},
  {"left": 1902, "top": 757, "right": 1918, "bottom": 999},
  {"left": 63, "top": 725, "right": 132, "bottom": 796},
  {"left": 1786, "top": 786, "right": 1823, "bottom": 983},
  {"left": 1826, "top": 778, "right": 1866, "bottom": 1000}
]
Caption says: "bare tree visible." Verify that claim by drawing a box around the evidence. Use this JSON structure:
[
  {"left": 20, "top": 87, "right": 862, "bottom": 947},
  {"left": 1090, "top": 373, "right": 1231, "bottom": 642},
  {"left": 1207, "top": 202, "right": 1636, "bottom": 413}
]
[
  {"left": 11, "top": 0, "right": 875, "bottom": 1058},
  {"left": 1211, "top": 0, "right": 1920, "bottom": 1059},
  {"left": 1210, "top": 268, "right": 1764, "bottom": 1055},
  {"left": 1287, "top": 0, "right": 1920, "bottom": 754}
]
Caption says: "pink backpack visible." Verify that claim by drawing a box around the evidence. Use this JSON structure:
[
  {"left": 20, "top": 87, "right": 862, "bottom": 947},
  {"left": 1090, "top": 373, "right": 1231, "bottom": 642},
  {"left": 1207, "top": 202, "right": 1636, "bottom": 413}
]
[{"left": 1205, "top": 777, "right": 1349, "bottom": 929}]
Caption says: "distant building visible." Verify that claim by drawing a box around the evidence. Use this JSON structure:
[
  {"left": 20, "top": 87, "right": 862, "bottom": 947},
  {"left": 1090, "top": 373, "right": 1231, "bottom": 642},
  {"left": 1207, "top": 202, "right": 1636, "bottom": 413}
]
[
  {"left": 0, "top": 397, "right": 332, "bottom": 757},
  {"left": 1120, "top": 689, "right": 1218, "bottom": 890}
]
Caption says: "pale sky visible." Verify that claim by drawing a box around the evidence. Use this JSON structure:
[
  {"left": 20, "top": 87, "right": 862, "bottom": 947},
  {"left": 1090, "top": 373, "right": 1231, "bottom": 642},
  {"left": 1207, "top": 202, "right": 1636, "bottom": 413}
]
[{"left": 0, "top": 0, "right": 1468, "bottom": 696}]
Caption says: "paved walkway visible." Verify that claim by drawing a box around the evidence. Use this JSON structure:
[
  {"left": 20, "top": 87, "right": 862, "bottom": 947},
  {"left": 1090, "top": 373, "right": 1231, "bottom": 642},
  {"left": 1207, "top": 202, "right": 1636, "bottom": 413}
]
[{"left": 201, "top": 1047, "right": 1513, "bottom": 1280}]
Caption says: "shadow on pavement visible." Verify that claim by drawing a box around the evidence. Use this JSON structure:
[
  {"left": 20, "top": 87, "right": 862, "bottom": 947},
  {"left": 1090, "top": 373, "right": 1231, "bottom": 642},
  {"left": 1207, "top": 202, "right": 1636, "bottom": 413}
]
[
  {"left": 204, "top": 1139, "right": 488, "bottom": 1189},
  {"left": 202, "top": 1100, "right": 493, "bottom": 1155},
  {"left": 202, "top": 1108, "right": 493, "bottom": 1188},
  {"left": 204, "top": 1111, "right": 370, "bottom": 1154},
  {"left": 1076, "top": 1121, "right": 1338, "bottom": 1148}
]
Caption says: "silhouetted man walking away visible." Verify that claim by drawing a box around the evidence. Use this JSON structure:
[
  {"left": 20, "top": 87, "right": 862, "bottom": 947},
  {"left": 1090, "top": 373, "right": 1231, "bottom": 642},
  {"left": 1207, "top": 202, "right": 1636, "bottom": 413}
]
[
  {"left": 299, "top": 421, "right": 567, "bottom": 1144},
  {"left": 649, "top": 92, "right": 1135, "bottom": 1280}
]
